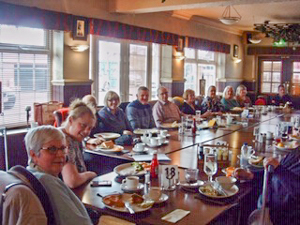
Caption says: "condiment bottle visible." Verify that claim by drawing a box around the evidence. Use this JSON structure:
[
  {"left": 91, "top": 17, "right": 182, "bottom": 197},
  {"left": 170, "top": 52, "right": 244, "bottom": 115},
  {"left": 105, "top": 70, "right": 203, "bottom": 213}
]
[
  {"left": 150, "top": 150, "right": 159, "bottom": 178},
  {"left": 192, "top": 117, "right": 196, "bottom": 134}
]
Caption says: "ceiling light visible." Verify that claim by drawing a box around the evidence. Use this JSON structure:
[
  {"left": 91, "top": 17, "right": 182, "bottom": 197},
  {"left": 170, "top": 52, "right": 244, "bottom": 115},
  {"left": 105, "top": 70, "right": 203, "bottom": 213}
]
[
  {"left": 248, "top": 38, "right": 262, "bottom": 44},
  {"left": 70, "top": 45, "right": 89, "bottom": 52},
  {"left": 219, "top": 6, "right": 241, "bottom": 25}
]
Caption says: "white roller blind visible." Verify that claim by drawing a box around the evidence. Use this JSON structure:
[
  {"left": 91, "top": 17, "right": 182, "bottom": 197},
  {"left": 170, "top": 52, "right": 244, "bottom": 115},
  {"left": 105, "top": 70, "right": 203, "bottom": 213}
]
[{"left": 0, "top": 25, "right": 51, "bottom": 128}]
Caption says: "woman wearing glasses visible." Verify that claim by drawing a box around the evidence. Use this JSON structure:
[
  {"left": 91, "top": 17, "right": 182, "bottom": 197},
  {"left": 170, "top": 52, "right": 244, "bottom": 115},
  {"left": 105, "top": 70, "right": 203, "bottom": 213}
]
[
  {"left": 25, "top": 126, "right": 93, "bottom": 225},
  {"left": 61, "top": 99, "right": 97, "bottom": 188}
]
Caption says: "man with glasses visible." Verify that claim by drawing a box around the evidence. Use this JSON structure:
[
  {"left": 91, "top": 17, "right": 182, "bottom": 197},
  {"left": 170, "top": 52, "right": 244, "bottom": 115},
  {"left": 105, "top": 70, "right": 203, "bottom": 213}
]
[
  {"left": 152, "top": 86, "right": 181, "bottom": 127},
  {"left": 126, "top": 86, "right": 156, "bottom": 130}
]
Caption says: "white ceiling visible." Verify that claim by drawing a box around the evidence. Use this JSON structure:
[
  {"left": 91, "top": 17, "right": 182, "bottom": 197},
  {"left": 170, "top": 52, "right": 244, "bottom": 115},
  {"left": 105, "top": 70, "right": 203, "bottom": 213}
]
[{"left": 110, "top": 0, "right": 300, "bottom": 33}]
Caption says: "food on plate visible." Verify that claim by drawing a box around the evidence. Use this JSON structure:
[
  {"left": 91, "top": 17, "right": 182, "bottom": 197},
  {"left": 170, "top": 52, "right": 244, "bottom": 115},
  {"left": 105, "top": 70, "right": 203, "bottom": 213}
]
[
  {"left": 225, "top": 166, "right": 235, "bottom": 177},
  {"left": 233, "top": 168, "right": 254, "bottom": 180},
  {"left": 199, "top": 185, "right": 223, "bottom": 197},
  {"left": 103, "top": 194, "right": 125, "bottom": 208},
  {"left": 100, "top": 140, "right": 114, "bottom": 149},
  {"left": 249, "top": 156, "right": 264, "bottom": 167},
  {"left": 277, "top": 142, "right": 284, "bottom": 148},
  {"left": 232, "top": 107, "right": 243, "bottom": 111},
  {"left": 129, "top": 194, "right": 144, "bottom": 204},
  {"left": 131, "top": 162, "right": 151, "bottom": 172},
  {"left": 291, "top": 134, "right": 300, "bottom": 140},
  {"left": 171, "top": 121, "right": 178, "bottom": 127},
  {"left": 139, "top": 201, "right": 154, "bottom": 208}
]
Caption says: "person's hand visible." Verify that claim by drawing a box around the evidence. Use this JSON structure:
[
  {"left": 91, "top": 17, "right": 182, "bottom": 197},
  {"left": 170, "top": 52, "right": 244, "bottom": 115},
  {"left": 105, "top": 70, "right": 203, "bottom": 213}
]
[
  {"left": 233, "top": 168, "right": 254, "bottom": 180},
  {"left": 263, "top": 157, "right": 280, "bottom": 169},
  {"left": 123, "top": 130, "right": 133, "bottom": 135},
  {"left": 213, "top": 111, "right": 222, "bottom": 116},
  {"left": 87, "top": 137, "right": 104, "bottom": 145},
  {"left": 201, "top": 110, "right": 212, "bottom": 118}
]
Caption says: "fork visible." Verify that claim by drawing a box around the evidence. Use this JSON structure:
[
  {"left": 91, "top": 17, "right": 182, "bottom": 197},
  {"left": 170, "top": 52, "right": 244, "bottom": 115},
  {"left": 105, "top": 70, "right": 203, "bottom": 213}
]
[
  {"left": 213, "top": 182, "right": 228, "bottom": 197},
  {"left": 124, "top": 202, "right": 135, "bottom": 214}
]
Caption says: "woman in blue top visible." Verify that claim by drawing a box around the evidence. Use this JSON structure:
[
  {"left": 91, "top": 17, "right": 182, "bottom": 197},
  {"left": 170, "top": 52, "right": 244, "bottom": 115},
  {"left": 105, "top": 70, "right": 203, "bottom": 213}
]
[
  {"left": 201, "top": 85, "right": 224, "bottom": 115},
  {"left": 99, "top": 91, "right": 133, "bottom": 135},
  {"left": 221, "top": 86, "right": 240, "bottom": 111}
]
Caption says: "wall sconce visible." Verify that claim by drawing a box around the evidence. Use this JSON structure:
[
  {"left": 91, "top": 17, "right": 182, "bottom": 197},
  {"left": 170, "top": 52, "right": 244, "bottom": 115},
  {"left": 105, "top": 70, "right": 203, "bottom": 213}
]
[
  {"left": 232, "top": 57, "right": 242, "bottom": 63},
  {"left": 174, "top": 51, "right": 186, "bottom": 60},
  {"left": 70, "top": 45, "right": 89, "bottom": 52}
]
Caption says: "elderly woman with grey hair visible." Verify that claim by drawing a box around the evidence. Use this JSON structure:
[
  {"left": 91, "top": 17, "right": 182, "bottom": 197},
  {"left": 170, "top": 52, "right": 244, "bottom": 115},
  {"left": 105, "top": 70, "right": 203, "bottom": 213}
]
[
  {"left": 221, "top": 86, "right": 240, "bottom": 111},
  {"left": 235, "top": 84, "right": 252, "bottom": 107},
  {"left": 25, "top": 126, "right": 93, "bottom": 225}
]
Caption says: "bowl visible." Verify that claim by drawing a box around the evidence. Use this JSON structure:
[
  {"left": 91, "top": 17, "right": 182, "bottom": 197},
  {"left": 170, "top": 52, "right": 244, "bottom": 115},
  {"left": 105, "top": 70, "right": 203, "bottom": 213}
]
[{"left": 216, "top": 176, "right": 237, "bottom": 190}]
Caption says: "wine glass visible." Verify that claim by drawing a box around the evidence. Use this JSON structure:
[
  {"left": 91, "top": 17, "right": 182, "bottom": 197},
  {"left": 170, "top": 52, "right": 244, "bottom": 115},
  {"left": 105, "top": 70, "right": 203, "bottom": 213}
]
[{"left": 204, "top": 153, "right": 217, "bottom": 183}]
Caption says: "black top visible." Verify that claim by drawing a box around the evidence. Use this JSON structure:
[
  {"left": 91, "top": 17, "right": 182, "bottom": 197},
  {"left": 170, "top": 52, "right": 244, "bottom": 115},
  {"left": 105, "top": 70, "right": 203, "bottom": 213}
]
[{"left": 181, "top": 102, "right": 201, "bottom": 115}]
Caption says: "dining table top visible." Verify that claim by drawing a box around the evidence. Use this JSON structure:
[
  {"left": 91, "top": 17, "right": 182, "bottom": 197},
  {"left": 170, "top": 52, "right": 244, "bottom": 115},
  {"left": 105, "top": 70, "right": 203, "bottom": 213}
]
[{"left": 77, "top": 109, "right": 299, "bottom": 225}]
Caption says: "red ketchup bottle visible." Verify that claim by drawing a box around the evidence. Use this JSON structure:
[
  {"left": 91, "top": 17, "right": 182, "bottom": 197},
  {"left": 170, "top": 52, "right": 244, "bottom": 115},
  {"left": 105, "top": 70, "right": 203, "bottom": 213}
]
[
  {"left": 150, "top": 150, "right": 159, "bottom": 178},
  {"left": 192, "top": 117, "right": 197, "bottom": 134}
]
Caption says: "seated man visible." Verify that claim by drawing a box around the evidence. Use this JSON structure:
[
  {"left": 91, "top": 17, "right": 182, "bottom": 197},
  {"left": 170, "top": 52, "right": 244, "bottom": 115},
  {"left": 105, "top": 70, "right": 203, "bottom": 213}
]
[
  {"left": 126, "top": 86, "right": 156, "bottom": 130},
  {"left": 234, "top": 150, "right": 300, "bottom": 225},
  {"left": 271, "top": 84, "right": 292, "bottom": 106},
  {"left": 152, "top": 86, "right": 181, "bottom": 127}
]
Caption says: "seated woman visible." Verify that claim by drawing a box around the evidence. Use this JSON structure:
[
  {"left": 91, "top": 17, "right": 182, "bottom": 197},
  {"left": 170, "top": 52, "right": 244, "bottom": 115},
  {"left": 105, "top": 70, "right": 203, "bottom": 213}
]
[
  {"left": 61, "top": 99, "right": 97, "bottom": 188},
  {"left": 201, "top": 85, "right": 224, "bottom": 115},
  {"left": 99, "top": 91, "right": 133, "bottom": 144},
  {"left": 221, "top": 86, "right": 240, "bottom": 111},
  {"left": 181, "top": 89, "right": 212, "bottom": 118},
  {"left": 271, "top": 84, "right": 292, "bottom": 106},
  {"left": 25, "top": 126, "right": 93, "bottom": 225},
  {"left": 235, "top": 84, "right": 252, "bottom": 107}
]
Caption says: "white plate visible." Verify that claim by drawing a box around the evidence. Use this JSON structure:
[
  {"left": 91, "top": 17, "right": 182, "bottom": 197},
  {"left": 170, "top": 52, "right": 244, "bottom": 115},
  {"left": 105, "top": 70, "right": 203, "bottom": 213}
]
[
  {"left": 95, "top": 145, "right": 124, "bottom": 153},
  {"left": 133, "top": 128, "right": 159, "bottom": 135},
  {"left": 199, "top": 184, "right": 239, "bottom": 199},
  {"left": 147, "top": 142, "right": 162, "bottom": 148},
  {"left": 121, "top": 183, "right": 144, "bottom": 192},
  {"left": 132, "top": 147, "right": 149, "bottom": 153},
  {"left": 114, "top": 163, "right": 148, "bottom": 176},
  {"left": 143, "top": 193, "right": 169, "bottom": 204},
  {"left": 248, "top": 158, "right": 264, "bottom": 168},
  {"left": 102, "top": 193, "right": 153, "bottom": 213},
  {"left": 94, "top": 133, "right": 121, "bottom": 140},
  {"left": 290, "top": 135, "right": 300, "bottom": 141},
  {"left": 179, "top": 180, "right": 204, "bottom": 188},
  {"left": 161, "top": 122, "right": 181, "bottom": 129},
  {"left": 275, "top": 141, "right": 299, "bottom": 151}
]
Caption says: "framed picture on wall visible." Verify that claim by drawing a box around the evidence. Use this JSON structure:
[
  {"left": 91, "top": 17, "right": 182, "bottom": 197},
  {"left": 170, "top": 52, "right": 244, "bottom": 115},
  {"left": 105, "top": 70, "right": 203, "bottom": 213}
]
[
  {"left": 72, "top": 16, "right": 89, "bottom": 41},
  {"left": 233, "top": 44, "right": 239, "bottom": 58}
]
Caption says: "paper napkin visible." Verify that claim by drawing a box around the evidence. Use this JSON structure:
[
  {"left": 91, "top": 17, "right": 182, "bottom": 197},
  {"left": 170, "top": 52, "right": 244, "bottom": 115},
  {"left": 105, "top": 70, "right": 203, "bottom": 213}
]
[{"left": 161, "top": 209, "right": 190, "bottom": 223}]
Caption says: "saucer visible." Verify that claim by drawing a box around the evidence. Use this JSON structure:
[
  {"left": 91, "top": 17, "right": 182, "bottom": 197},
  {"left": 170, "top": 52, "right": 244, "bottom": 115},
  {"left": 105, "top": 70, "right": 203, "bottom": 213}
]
[
  {"left": 147, "top": 143, "right": 162, "bottom": 148},
  {"left": 132, "top": 147, "right": 148, "bottom": 153},
  {"left": 121, "top": 183, "right": 144, "bottom": 192},
  {"left": 162, "top": 140, "right": 169, "bottom": 145}
]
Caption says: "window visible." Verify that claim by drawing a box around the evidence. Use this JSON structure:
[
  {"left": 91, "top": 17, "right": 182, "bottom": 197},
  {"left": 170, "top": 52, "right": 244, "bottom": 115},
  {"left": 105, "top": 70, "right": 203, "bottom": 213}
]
[
  {"left": 260, "top": 61, "right": 282, "bottom": 93},
  {"left": 0, "top": 25, "right": 51, "bottom": 128},
  {"left": 93, "top": 37, "right": 161, "bottom": 104},
  {"left": 184, "top": 48, "right": 219, "bottom": 95},
  {"left": 292, "top": 62, "right": 300, "bottom": 95}
]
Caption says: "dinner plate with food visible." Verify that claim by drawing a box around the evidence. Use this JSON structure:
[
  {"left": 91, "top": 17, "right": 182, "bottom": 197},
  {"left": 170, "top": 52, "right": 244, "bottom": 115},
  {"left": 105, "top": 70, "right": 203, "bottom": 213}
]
[
  {"left": 230, "top": 107, "right": 243, "bottom": 114},
  {"left": 94, "top": 132, "right": 121, "bottom": 140},
  {"left": 275, "top": 140, "right": 299, "bottom": 151},
  {"left": 133, "top": 128, "right": 160, "bottom": 135},
  {"left": 248, "top": 156, "right": 264, "bottom": 168},
  {"left": 289, "top": 134, "right": 300, "bottom": 141},
  {"left": 199, "top": 183, "right": 239, "bottom": 199},
  {"left": 95, "top": 140, "right": 124, "bottom": 153},
  {"left": 161, "top": 121, "right": 181, "bottom": 129},
  {"left": 114, "top": 162, "right": 151, "bottom": 176},
  {"left": 102, "top": 193, "right": 153, "bottom": 213}
]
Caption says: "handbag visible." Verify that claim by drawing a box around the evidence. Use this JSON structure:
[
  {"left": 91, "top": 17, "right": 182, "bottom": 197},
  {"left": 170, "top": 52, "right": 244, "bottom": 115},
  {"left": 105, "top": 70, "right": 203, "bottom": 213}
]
[{"left": 34, "top": 101, "right": 63, "bottom": 125}]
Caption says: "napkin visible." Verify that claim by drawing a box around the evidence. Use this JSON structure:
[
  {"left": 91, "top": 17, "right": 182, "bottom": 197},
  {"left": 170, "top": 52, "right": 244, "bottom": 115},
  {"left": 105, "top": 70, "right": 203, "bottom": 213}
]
[
  {"left": 132, "top": 154, "right": 171, "bottom": 161},
  {"left": 161, "top": 209, "right": 190, "bottom": 223}
]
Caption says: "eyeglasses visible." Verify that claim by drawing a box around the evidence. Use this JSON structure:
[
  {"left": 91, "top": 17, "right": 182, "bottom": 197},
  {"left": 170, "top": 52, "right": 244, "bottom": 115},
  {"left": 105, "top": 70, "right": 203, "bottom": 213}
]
[{"left": 40, "top": 146, "right": 67, "bottom": 154}]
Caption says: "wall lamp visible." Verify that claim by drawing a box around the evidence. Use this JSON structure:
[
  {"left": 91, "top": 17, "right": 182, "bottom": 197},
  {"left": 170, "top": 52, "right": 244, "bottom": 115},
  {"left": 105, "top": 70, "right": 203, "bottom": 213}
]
[
  {"left": 232, "top": 57, "right": 242, "bottom": 63},
  {"left": 174, "top": 51, "right": 186, "bottom": 60},
  {"left": 70, "top": 45, "right": 89, "bottom": 52}
]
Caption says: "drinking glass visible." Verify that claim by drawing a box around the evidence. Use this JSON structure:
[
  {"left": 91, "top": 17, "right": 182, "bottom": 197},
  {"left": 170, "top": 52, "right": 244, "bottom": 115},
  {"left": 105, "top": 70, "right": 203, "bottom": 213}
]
[
  {"left": 185, "top": 168, "right": 199, "bottom": 184},
  {"left": 204, "top": 153, "right": 217, "bottom": 183},
  {"left": 196, "top": 110, "right": 202, "bottom": 119}
]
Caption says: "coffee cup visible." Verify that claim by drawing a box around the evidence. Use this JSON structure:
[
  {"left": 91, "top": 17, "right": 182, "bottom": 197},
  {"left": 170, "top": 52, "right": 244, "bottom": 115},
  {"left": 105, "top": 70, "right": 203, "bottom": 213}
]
[
  {"left": 141, "top": 135, "right": 148, "bottom": 144},
  {"left": 226, "top": 116, "right": 232, "bottom": 125},
  {"left": 146, "top": 186, "right": 162, "bottom": 202},
  {"left": 134, "top": 143, "right": 145, "bottom": 152},
  {"left": 158, "top": 135, "right": 166, "bottom": 144},
  {"left": 149, "top": 137, "right": 159, "bottom": 146},
  {"left": 122, "top": 176, "right": 139, "bottom": 189},
  {"left": 266, "top": 131, "right": 273, "bottom": 140},
  {"left": 160, "top": 130, "right": 168, "bottom": 136}
]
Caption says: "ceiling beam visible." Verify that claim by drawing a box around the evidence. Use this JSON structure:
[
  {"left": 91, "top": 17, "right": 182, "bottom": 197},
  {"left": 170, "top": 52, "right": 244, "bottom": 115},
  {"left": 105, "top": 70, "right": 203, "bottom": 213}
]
[{"left": 109, "top": 0, "right": 299, "bottom": 14}]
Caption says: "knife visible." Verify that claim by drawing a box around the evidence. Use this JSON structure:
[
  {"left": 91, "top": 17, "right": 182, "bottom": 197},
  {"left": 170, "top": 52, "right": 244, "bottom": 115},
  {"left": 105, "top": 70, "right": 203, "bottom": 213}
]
[{"left": 124, "top": 202, "right": 135, "bottom": 214}]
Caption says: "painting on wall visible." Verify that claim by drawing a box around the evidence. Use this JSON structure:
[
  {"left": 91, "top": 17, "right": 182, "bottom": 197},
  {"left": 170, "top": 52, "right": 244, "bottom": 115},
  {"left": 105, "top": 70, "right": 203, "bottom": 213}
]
[{"left": 73, "top": 16, "right": 89, "bottom": 41}]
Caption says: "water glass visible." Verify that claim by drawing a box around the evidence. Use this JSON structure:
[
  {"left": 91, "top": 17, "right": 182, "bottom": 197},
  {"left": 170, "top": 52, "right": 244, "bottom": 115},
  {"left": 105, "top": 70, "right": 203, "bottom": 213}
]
[
  {"left": 185, "top": 168, "right": 199, "bottom": 184},
  {"left": 196, "top": 110, "right": 201, "bottom": 118},
  {"left": 204, "top": 153, "right": 217, "bottom": 183}
]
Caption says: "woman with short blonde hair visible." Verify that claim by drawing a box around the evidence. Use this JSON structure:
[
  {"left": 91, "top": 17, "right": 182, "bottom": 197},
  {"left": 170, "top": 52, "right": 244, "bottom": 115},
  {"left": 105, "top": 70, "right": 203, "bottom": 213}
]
[{"left": 221, "top": 86, "right": 239, "bottom": 111}]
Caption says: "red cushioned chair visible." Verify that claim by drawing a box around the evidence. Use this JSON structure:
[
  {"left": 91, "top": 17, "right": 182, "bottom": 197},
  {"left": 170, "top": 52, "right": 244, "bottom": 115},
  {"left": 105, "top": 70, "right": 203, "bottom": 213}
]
[{"left": 53, "top": 107, "right": 69, "bottom": 127}]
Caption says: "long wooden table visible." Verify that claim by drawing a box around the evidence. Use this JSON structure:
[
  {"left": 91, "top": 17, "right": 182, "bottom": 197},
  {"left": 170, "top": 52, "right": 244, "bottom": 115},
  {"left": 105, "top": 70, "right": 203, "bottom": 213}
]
[{"left": 77, "top": 110, "right": 298, "bottom": 224}]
